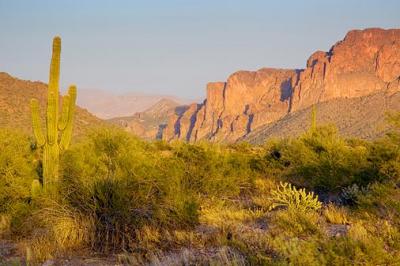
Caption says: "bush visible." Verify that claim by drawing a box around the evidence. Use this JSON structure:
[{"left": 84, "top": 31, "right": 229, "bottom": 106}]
[
  {"left": 59, "top": 128, "right": 166, "bottom": 251},
  {"left": 261, "top": 125, "right": 371, "bottom": 191},
  {"left": 356, "top": 181, "right": 400, "bottom": 221},
  {"left": 0, "top": 129, "right": 38, "bottom": 235},
  {"left": 271, "top": 208, "right": 322, "bottom": 237}
]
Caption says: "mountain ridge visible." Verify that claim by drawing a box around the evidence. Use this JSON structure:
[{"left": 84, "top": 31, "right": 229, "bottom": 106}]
[
  {"left": 0, "top": 72, "right": 103, "bottom": 136},
  {"left": 108, "top": 98, "right": 187, "bottom": 139},
  {"left": 77, "top": 88, "right": 188, "bottom": 119},
  {"left": 160, "top": 28, "right": 400, "bottom": 143}
]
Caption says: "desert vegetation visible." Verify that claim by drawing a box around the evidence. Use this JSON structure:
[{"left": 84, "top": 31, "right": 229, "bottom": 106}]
[
  {"left": 1, "top": 37, "right": 400, "bottom": 265},
  {"left": 1, "top": 112, "right": 400, "bottom": 264}
]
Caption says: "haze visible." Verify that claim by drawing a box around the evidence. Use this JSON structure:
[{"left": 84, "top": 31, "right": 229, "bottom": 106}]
[{"left": 0, "top": 0, "right": 399, "bottom": 99}]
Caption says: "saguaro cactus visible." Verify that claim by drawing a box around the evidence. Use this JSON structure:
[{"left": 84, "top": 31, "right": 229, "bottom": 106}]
[{"left": 30, "top": 36, "right": 77, "bottom": 187}]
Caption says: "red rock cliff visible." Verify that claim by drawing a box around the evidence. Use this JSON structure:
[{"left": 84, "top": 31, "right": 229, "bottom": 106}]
[{"left": 163, "top": 28, "right": 400, "bottom": 142}]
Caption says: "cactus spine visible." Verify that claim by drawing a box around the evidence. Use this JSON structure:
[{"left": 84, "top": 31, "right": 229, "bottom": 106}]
[{"left": 30, "top": 36, "right": 77, "bottom": 187}]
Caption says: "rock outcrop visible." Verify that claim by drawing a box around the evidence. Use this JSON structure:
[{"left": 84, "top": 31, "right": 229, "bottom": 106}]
[
  {"left": 291, "top": 28, "right": 400, "bottom": 112},
  {"left": 162, "top": 28, "right": 400, "bottom": 142}
]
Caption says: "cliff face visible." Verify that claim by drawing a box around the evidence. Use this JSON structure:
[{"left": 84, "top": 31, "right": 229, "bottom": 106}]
[
  {"left": 164, "top": 69, "right": 297, "bottom": 142},
  {"left": 291, "top": 28, "right": 400, "bottom": 112},
  {"left": 163, "top": 28, "right": 400, "bottom": 142}
]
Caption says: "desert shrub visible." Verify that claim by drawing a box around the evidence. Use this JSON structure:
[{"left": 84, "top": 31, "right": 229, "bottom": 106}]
[
  {"left": 0, "top": 129, "right": 38, "bottom": 235},
  {"left": 172, "top": 142, "right": 254, "bottom": 198},
  {"left": 271, "top": 208, "right": 322, "bottom": 237},
  {"left": 0, "top": 129, "right": 36, "bottom": 211},
  {"left": 316, "top": 234, "right": 397, "bottom": 265},
  {"left": 59, "top": 128, "right": 167, "bottom": 251},
  {"left": 360, "top": 138, "right": 400, "bottom": 183},
  {"left": 269, "top": 182, "right": 322, "bottom": 212},
  {"left": 296, "top": 125, "right": 370, "bottom": 190},
  {"left": 356, "top": 181, "right": 400, "bottom": 221},
  {"left": 252, "top": 178, "right": 278, "bottom": 210},
  {"left": 271, "top": 236, "right": 324, "bottom": 266},
  {"left": 338, "top": 183, "right": 367, "bottom": 205},
  {"left": 261, "top": 125, "right": 373, "bottom": 191}
]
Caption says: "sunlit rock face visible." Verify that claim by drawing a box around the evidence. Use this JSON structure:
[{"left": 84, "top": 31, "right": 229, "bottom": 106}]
[
  {"left": 162, "top": 28, "right": 400, "bottom": 142},
  {"left": 291, "top": 28, "right": 400, "bottom": 112}
]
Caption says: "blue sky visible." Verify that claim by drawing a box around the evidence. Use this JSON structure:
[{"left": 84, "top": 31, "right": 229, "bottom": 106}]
[{"left": 0, "top": 0, "right": 399, "bottom": 99}]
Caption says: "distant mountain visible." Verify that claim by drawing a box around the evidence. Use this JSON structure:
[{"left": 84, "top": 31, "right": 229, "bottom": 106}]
[
  {"left": 108, "top": 98, "right": 188, "bottom": 139},
  {"left": 0, "top": 72, "right": 103, "bottom": 136},
  {"left": 77, "top": 88, "right": 187, "bottom": 119},
  {"left": 160, "top": 28, "right": 400, "bottom": 143}
]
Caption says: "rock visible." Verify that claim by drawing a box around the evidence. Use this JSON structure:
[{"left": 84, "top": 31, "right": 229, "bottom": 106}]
[
  {"left": 376, "top": 41, "right": 400, "bottom": 82},
  {"left": 161, "top": 28, "right": 400, "bottom": 142},
  {"left": 326, "top": 224, "right": 350, "bottom": 238}
]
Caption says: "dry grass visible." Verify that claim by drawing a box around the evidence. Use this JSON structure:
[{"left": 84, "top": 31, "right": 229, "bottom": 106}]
[
  {"left": 0, "top": 214, "right": 11, "bottom": 236},
  {"left": 199, "top": 200, "right": 263, "bottom": 229},
  {"left": 323, "top": 204, "right": 349, "bottom": 225}
]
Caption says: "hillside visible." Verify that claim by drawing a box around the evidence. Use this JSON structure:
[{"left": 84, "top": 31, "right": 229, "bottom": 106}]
[
  {"left": 0, "top": 72, "right": 103, "bottom": 136},
  {"left": 243, "top": 91, "right": 400, "bottom": 144},
  {"left": 161, "top": 28, "right": 400, "bottom": 143},
  {"left": 108, "top": 98, "right": 187, "bottom": 139}
]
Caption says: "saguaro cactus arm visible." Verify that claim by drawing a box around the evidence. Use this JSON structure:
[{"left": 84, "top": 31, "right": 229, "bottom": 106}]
[
  {"left": 30, "top": 99, "right": 46, "bottom": 147},
  {"left": 59, "top": 95, "right": 70, "bottom": 131},
  {"left": 60, "top": 85, "right": 77, "bottom": 150}
]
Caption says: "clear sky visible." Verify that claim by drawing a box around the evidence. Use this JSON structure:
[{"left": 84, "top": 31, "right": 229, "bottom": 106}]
[{"left": 0, "top": 0, "right": 399, "bottom": 99}]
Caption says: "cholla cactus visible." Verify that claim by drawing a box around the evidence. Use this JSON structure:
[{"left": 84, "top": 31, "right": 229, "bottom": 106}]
[
  {"left": 30, "top": 36, "right": 77, "bottom": 187},
  {"left": 269, "top": 182, "right": 322, "bottom": 212}
]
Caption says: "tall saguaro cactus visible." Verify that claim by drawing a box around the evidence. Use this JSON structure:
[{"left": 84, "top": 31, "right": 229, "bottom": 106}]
[{"left": 30, "top": 36, "right": 77, "bottom": 187}]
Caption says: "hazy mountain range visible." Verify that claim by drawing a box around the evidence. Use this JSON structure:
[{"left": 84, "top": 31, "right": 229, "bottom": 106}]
[{"left": 76, "top": 88, "right": 190, "bottom": 119}]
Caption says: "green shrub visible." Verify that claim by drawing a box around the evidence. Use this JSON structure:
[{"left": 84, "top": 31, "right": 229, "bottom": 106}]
[
  {"left": 0, "top": 129, "right": 37, "bottom": 212},
  {"left": 356, "top": 181, "right": 400, "bottom": 221},
  {"left": 0, "top": 129, "right": 38, "bottom": 235},
  {"left": 59, "top": 128, "right": 163, "bottom": 251},
  {"left": 271, "top": 207, "right": 322, "bottom": 237},
  {"left": 261, "top": 125, "right": 373, "bottom": 191}
]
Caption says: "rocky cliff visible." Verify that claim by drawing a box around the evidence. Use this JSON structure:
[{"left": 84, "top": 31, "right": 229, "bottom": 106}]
[{"left": 162, "top": 28, "right": 400, "bottom": 142}]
